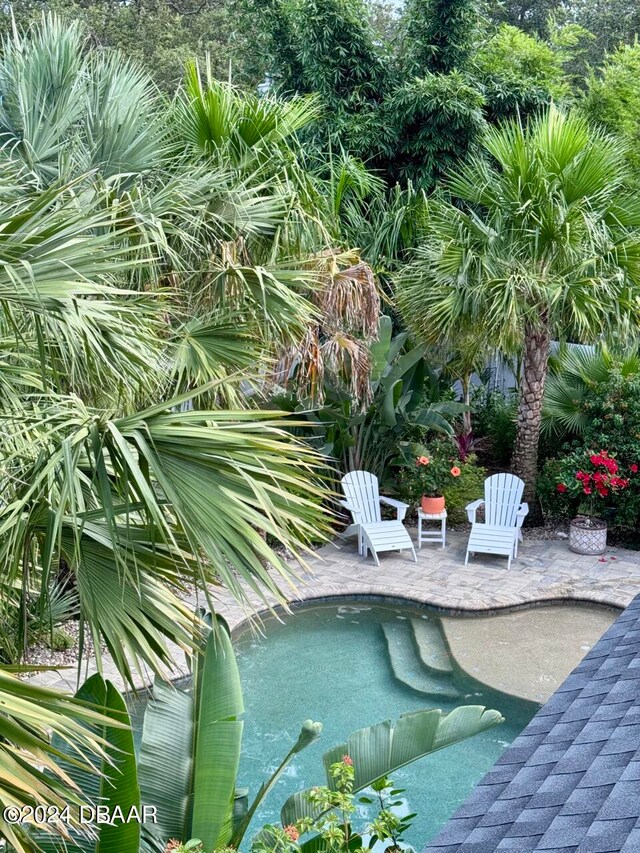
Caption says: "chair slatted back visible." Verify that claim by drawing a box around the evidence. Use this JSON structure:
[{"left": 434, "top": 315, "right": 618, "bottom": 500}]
[
  {"left": 484, "top": 473, "right": 525, "bottom": 528},
  {"left": 341, "top": 470, "right": 381, "bottom": 524}
]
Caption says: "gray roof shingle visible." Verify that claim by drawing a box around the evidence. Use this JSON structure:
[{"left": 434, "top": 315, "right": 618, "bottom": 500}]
[{"left": 425, "top": 595, "right": 640, "bottom": 853}]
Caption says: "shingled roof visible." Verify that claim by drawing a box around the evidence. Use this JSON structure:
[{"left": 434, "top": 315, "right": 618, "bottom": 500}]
[{"left": 425, "top": 595, "right": 640, "bottom": 853}]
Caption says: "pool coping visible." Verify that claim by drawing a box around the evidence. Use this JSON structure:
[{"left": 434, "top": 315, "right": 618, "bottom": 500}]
[{"left": 226, "top": 591, "right": 624, "bottom": 635}]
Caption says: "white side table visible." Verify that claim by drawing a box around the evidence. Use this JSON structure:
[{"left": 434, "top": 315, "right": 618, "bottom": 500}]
[{"left": 417, "top": 508, "right": 447, "bottom": 548}]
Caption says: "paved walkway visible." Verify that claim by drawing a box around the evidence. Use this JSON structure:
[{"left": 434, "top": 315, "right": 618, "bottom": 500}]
[
  {"left": 218, "top": 528, "right": 640, "bottom": 627},
  {"left": 31, "top": 529, "right": 640, "bottom": 695}
]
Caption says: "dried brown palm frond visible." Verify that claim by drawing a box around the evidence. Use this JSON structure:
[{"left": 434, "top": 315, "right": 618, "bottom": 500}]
[
  {"left": 273, "top": 250, "right": 381, "bottom": 408},
  {"left": 275, "top": 325, "right": 325, "bottom": 401},
  {"left": 320, "top": 261, "right": 380, "bottom": 339},
  {"left": 322, "top": 331, "right": 373, "bottom": 408}
]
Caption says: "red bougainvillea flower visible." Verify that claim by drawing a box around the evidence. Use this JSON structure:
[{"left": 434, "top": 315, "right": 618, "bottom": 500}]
[
  {"left": 284, "top": 825, "right": 300, "bottom": 842},
  {"left": 418, "top": 456, "right": 430, "bottom": 465},
  {"left": 557, "top": 483, "right": 567, "bottom": 493},
  {"left": 583, "top": 486, "right": 592, "bottom": 495},
  {"left": 342, "top": 754, "right": 353, "bottom": 766},
  {"left": 605, "top": 459, "right": 618, "bottom": 474},
  {"left": 451, "top": 466, "right": 461, "bottom": 477},
  {"left": 576, "top": 471, "right": 585, "bottom": 481},
  {"left": 590, "top": 454, "right": 603, "bottom": 466},
  {"left": 601, "top": 450, "right": 609, "bottom": 458},
  {"left": 631, "top": 464, "right": 638, "bottom": 474}
]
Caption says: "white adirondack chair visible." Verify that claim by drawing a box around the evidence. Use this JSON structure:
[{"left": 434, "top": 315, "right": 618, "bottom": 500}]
[
  {"left": 465, "top": 473, "right": 529, "bottom": 569},
  {"left": 340, "top": 471, "right": 416, "bottom": 566}
]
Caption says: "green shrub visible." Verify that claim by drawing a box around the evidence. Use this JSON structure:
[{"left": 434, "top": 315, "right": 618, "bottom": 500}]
[
  {"left": 580, "top": 371, "right": 640, "bottom": 527},
  {"left": 538, "top": 453, "right": 574, "bottom": 518},
  {"left": 394, "top": 438, "right": 486, "bottom": 524},
  {"left": 472, "top": 387, "right": 517, "bottom": 467},
  {"left": 539, "top": 371, "right": 640, "bottom": 528},
  {"left": 441, "top": 456, "right": 487, "bottom": 524}
]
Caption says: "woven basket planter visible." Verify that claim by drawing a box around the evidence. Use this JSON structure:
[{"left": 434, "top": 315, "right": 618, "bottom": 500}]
[{"left": 569, "top": 516, "right": 607, "bottom": 555}]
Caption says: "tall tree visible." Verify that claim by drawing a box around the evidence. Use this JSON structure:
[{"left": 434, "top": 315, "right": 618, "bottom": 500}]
[
  {"left": 402, "top": 0, "right": 479, "bottom": 74},
  {"left": 396, "top": 106, "right": 640, "bottom": 517},
  {"left": 0, "top": 0, "right": 269, "bottom": 92},
  {"left": 580, "top": 42, "right": 640, "bottom": 186},
  {"left": 487, "top": 0, "right": 562, "bottom": 35}
]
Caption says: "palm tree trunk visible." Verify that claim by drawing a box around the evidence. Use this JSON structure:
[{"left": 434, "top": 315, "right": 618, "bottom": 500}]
[
  {"left": 511, "top": 318, "right": 551, "bottom": 524},
  {"left": 462, "top": 376, "right": 472, "bottom": 435}
]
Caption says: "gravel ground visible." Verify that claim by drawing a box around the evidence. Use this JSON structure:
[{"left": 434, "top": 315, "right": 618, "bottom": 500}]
[{"left": 22, "top": 620, "right": 105, "bottom": 675}]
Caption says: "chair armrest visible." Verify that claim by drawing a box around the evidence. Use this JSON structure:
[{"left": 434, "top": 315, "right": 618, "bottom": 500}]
[
  {"left": 466, "top": 498, "right": 484, "bottom": 524},
  {"left": 339, "top": 500, "right": 362, "bottom": 521},
  {"left": 516, "top": 503, "right": 529, "bottom": 528},
  {"left": 380, "top": 495, "right": 409, "bottom": 522}
]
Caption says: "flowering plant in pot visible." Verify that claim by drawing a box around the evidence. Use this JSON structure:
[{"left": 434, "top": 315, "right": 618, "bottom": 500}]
[
  {"left": 553, "top": 449, "right": 636, "bottom": 554},
  {"left": 399, "top": 446, "right": 462, "bottom": 514}
]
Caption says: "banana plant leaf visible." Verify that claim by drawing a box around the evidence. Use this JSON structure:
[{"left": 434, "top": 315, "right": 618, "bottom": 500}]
[
  {"left": 36, "top": 673, "right": 140, "bottom": 853},
  {"left": 138, "top": 616, "right": 244, "bottom": 852},
  {"left": 280, "top": 706, "right": 503, "bottom": 825}
]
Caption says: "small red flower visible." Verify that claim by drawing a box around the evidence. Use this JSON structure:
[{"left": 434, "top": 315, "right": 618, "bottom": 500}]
[
  {"left": 631, "top": 464, "right": 638, "bottom": 474},
  {"left": 342, "top": 754, "right": 353, "bottom": 766},
  {"left": 583, "top": 486, "right": 592, "bottom": 495},
  {"left": 557, "top": 483, "right": 567, "bottom": 493},
  {"left": 590, "top": 454, "right": 603, "bottom": 466},
  {"left": 284, "top": 825, "right": 300, "bottom": 842}
]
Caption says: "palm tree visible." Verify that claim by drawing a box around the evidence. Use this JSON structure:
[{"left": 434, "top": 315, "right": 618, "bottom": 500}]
[{"left": 396, "top": 106, "right": 640, "bottom": 515}]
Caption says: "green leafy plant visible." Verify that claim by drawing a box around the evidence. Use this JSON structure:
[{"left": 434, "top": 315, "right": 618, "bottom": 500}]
[
  {"left": 472, "top": 386, "right": 518, "bottom": 468},
  {"left": 540, "top": 370, "right": 640, "bottom": 529},
  {"left": 398, "top": 448, "right": 463, "bottom": 499},
  {"left": 394, "top": 436, "right": 486, "bottom": 521},
  {"left": 255, "top": 759, "right": 415, "bottom": 853},
  {"left": 435, "top": 455, "right": 487, "bottom": 525}
]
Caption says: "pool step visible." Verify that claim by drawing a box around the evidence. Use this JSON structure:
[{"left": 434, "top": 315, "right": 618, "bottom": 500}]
[
  {"left": 382, "top": 622, "right": 461, "bottom": 701},
  {"left": 411, "top": 618, "right": 454, "bottom": 675}
]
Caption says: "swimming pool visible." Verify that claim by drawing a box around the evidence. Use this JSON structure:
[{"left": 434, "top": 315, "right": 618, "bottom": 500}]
[{"left": 233, "top": 600, "right": 539, "bottom": 848}]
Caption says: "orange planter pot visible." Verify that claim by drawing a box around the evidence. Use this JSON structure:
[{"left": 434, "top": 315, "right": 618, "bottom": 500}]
[{"left": 421, "top": 495, "right": 445, "bottom": 514}]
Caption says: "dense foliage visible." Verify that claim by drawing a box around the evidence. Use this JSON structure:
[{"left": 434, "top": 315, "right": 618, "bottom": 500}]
[
  {"left": 396, "top": 107, "right": 640, "bottom": 516},
  {"left": 540, "top": 371, "right": 640, "bottom": 529}
]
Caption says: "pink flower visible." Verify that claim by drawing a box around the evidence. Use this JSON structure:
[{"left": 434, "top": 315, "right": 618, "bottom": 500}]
[
  {"left": 284, "top": 825, "right": 299, "bottom": 842},
  {"left": 342, "top": 754, "right": 353, "bottom": 766},
  {"left": 450, "top": 466, "right": 461, "bottom": 477},
  {"left": 418, "top": 456, "right": 430, "bottom": 466}
]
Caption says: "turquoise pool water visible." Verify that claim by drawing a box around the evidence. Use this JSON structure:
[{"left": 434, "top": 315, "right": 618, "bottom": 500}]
[{"left": 233, "top": 600, "right": 538, "bottom": 849}]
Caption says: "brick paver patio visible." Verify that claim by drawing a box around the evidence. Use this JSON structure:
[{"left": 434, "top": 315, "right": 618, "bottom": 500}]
[{"left": 31, "top": 529, "right": 640, "bottom": 694}]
